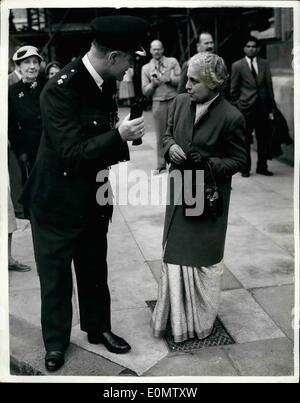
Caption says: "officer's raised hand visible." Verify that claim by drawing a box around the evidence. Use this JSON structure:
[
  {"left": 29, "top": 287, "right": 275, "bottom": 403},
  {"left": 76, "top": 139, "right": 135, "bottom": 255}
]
[{"left": 118, "top": 113, "right": 145, "bottom": 142}]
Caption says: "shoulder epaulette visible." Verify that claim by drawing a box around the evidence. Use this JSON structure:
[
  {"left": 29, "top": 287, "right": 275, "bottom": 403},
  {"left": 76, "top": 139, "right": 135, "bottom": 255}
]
[{"left": 56, "top": 67, "right": 78, "bottom": 87}]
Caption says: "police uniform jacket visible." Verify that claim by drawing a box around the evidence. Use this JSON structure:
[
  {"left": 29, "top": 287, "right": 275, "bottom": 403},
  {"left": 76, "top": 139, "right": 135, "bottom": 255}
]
[
  {"left": 21, "top": 58, "right": 129, "bottom": 227},
  {"left": 162, "top": 94, "right": 246, "bottom": 267},
  {"left": 8, "top": 77, "right": 44, "bottom": 163}
]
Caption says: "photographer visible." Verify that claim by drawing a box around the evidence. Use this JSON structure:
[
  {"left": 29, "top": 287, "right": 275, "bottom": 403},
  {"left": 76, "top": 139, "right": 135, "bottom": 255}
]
[
  {"left": 141, "top": 40, "right": 181, "bottom": 172},
  {"left": 152, "top": 53, "right": 247, "bottom": 342}
]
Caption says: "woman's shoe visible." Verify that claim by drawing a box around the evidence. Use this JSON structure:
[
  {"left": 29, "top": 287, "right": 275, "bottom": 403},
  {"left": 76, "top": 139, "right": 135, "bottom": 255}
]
[{"left": 45, "top": 350, "right": 65, "bottom": 372}]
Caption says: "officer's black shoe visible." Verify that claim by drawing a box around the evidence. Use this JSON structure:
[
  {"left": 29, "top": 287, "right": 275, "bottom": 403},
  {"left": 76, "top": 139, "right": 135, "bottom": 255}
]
[
  {"left": 88, "top": 331, "right": 131, "bottom": 354},
  {"left": 256, "top": 169, "right": 274, "bottom": 176},
  {"left": 45, "top": 350, "right": 65, "bottom": 372}
]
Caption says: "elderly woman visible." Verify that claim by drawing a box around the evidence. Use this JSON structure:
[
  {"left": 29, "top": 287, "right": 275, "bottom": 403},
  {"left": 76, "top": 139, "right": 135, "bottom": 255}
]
[
  {"left": 8, "top": 45, "right": 45, "bottom": 173},
  {"left": 152, "top": 53, "right": 247, "bottom": 342}
]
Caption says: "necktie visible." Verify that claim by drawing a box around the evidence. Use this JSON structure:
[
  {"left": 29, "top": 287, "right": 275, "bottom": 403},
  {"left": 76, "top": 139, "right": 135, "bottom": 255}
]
[
  {"left": 250, "top": 59, "right": 257, "bottom": 81},
  {"left": 156, "top": 60, "right": 165, "bottom": 76}
]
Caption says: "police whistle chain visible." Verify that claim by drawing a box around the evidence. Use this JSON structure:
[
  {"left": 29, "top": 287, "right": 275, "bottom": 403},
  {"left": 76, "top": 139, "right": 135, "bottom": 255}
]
[{"left": 130, "top": 98, "right": 144, "bottom": 146}]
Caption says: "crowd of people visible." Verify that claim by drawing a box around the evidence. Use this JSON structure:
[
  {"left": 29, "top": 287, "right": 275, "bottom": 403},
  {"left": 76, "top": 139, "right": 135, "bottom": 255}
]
[{"left": 7, "top": 14, "right": 290, "bottom": 372}]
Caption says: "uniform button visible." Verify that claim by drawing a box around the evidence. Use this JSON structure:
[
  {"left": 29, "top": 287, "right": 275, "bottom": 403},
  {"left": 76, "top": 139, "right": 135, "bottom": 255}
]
[{"left": 63, "top": 171, "right": 67, "bottom": 176}]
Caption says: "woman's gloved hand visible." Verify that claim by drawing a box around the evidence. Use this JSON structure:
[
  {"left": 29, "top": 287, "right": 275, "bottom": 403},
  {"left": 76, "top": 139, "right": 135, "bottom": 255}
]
[{"left": 187, "top": 150, "right": 207, "bottom": 168}]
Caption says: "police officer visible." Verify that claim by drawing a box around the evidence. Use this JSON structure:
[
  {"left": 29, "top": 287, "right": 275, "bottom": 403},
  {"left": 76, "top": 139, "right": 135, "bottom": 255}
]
[{"left": 21, "top": 16, "right": 148, "bottom": 372}]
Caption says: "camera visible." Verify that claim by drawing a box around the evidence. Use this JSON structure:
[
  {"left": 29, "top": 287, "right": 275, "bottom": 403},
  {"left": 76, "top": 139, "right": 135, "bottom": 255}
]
[{"left": 130, "top": 98, "right": 144, "bottom": 146}]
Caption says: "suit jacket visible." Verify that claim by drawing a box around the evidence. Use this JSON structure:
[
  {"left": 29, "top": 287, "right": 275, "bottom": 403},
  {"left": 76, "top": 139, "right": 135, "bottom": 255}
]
[
  {"left": 162, "top": 94, "right": 246, "bottom": 267},
  {"left": 21, "top": 58, "right": 129, "bottom": 227},
  {"left": 177, "top": 61, "right": 188, "bottom": 94},
  {"left": 230, "top": 57, "right": 275, "bottom": 116}
]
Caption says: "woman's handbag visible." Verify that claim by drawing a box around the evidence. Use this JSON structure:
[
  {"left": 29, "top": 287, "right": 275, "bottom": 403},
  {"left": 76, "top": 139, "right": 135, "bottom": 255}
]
[{"left": 182, "top": 158, "right": 223, "bottom": 218}]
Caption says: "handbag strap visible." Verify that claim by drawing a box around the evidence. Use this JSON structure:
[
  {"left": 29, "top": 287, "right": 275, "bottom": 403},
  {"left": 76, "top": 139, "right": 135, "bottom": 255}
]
[{"left": 205, "top": 158, "right": 217, "bottom": 188}]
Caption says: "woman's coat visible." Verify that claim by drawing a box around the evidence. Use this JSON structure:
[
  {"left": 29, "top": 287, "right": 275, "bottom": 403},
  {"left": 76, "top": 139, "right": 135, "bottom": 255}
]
[{"left": 162, "top": 94, "right": 247, "bottom": 267}]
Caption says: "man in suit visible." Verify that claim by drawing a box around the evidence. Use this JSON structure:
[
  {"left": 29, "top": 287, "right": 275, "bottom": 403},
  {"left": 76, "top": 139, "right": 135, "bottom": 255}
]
[
  {"left": 230, "top": 36, "right": 276, "bottom": 176},
  {"left": 21, "top": 16, "right": 148, "bottom": 372},
  {"left": 141, "top": 40, "right": 181, "bottom": 172},
  {"left": 177, "top": 32, "right": 215, "bottom": 94}
]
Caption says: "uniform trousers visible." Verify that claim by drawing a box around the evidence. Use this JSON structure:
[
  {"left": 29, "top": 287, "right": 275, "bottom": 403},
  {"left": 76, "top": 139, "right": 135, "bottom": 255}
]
[
  {"left": 243, "top": 104, "right": 271, "bottom": 173},
  {"left": 30, "top": 208, "right": 111, "bottom": 352},
  {"left": 152, "top": 98, "right": 174, "bottom": 170}
]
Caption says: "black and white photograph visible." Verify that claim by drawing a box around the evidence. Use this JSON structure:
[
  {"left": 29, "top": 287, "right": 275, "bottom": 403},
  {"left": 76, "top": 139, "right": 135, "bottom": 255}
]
[{"left": 0, "top": 0, "right": 299, "bottom": 385}]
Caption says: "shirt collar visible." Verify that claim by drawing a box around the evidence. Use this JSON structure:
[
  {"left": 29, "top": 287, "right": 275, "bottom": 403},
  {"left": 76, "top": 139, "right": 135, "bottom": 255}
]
[
  {"left": 245, "top": 56, "right": 257, "bottom": 64},
  {"left": 151, "top": 56, "right": 166, "bottom": 67},
  {"left": 82, "top": 53, "right": 103, "bottom": 90},
  {"left": 194, "top": 94, "right": 220, "bottom": 124}
]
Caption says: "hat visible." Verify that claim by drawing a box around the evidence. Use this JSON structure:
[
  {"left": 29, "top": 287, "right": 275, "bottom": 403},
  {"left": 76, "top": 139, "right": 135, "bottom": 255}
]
[
  {"left": 135, "top": 48, "right": 147, "bottom": 57},
  {"left": 45, "top": 61, "right": 62, "bottom": 76},
  {"left": 13, "top": 45, "right": 43, "bottom": 62},
  {"left": 90, "top": 16, "right": 148, "bottom": 54}
]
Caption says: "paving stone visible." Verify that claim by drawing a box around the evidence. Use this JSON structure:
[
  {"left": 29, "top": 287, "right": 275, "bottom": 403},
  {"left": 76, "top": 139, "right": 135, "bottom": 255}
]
[
  {"left": 223, "top": 338, "right": 294, "bottom": 376},
  {"left": 9, "top": 287, "right": 80, "bottom": 328},
  {"left": 237, "top": 209, "right": 294, "bottom": 257},
  {"left": 143, "top": 348, "right": 238, "bottom": 376},
  {"left": 71, "top": 307, "right": 168, "bottom": 376},
  {"left": 251, "top": 285, "right": 295, "bottom": 339},
  {"left": 9, "top": 315, "right": 124, "bottom": 376},
  {"left": 224, "top": 215, "right": 294, "bottom": 288},
  {"left": 146, "top": 260, "right": 162, "bottom": 283},
  {"left": 9, "top": 288, "right": 41, "bottom": 328},
  {"left": 229, "top": 186, "right": 292, "bottom": 215},
  {"left": 107, "top": 211, "right": 158, "bottom": 310},
  {"left": 219, "top": 289, "right": 285, "bottom": 343},
  {"left": 8, "top": 264, "right": 40, "bottom": 292},
  {"left": 221, "top": 264, "right": 243, "bottom": 290},
  {"left": 109, "top": 262, "right": 157, "bottom": 310},
  {"left": 125, "top": 219, "right": 164, "bottom": 261},
  {"left": 251, "top": 169, "right": 294, "bottom": 200}
]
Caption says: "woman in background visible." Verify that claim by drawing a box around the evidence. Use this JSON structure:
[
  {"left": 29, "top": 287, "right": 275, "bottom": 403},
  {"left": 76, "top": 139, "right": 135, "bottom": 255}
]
[
  {"left": 118, "top": 67, "right": 135, "bottom": 106},
  {"left": 45, "top": 61, "right": 62, "bottom": 80},
  {"left": 8, "top": 45, "right": 45, "bottom": 173}
]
